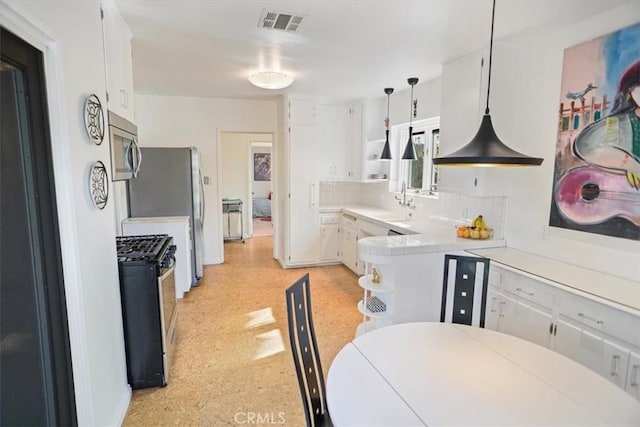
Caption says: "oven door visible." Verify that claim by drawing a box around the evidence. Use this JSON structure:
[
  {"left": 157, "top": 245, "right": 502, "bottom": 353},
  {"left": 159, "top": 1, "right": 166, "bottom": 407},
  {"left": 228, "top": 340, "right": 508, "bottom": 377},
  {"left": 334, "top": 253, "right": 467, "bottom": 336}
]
[{"left": 157, "top": 264, "right": 177, "bottom": 384}]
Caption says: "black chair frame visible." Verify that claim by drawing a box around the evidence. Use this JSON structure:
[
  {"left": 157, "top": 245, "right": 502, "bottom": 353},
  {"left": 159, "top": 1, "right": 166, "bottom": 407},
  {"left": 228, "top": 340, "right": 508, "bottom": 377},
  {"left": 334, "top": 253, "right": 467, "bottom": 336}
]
[{"left": 285, "top": 273, "right": 331, "bottom": 427}]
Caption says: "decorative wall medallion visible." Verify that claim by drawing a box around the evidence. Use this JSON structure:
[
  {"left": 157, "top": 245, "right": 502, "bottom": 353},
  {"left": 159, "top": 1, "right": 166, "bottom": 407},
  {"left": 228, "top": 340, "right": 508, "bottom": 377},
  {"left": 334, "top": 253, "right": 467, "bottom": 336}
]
[
  {"left": 89, "top": 161, "right": 109, "bottom": 209},
  {"left": 84, "top": 94, "right": 105, "bottom": 145}
]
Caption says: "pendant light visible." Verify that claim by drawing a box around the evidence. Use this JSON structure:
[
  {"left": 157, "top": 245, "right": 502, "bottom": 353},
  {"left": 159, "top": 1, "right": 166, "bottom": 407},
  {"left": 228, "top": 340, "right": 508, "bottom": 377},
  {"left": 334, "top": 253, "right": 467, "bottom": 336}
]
[
  {"left": 432, "top": 0, "right": 543, "bottom": 167},
  {"left": 380, "top": 88, "right": 394, "bottom": 160},
  {"left": 402, "top": 77, "right": 418, "bottom": 160}
]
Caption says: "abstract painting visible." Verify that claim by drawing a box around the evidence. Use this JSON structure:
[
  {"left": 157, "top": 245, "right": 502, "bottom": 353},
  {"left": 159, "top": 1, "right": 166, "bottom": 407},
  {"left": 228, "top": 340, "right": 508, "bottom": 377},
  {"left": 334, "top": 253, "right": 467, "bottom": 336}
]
[
  {"left": 253, "top": 153, "right": 271, "bottom": 181},
  {"left": 549, "top": 23, "right": 640, "bottom": 241}
]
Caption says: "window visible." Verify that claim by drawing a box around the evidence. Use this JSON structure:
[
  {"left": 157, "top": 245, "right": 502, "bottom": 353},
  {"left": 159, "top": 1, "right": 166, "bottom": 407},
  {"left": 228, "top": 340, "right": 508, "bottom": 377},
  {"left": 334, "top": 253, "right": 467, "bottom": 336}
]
[{"left": 394, "top": 117, "right": 440, "bottom": 195}]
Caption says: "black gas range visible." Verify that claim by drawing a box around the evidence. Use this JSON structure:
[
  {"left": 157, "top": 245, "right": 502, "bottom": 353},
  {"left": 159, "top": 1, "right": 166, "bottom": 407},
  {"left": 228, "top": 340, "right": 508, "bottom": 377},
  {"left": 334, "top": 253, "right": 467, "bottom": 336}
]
[{"left": 116, "top": 234, "right": 178, "bottom": 389}]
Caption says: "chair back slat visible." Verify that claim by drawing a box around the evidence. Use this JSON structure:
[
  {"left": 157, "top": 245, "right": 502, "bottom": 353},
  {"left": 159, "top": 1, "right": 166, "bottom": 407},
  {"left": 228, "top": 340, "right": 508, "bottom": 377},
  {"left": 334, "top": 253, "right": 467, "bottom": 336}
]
[
  {"left": 286, "top": 273, "right": 330, "bottom": 427},
  {"left": 440, "top": 255, "right": 490, "bottom": 327}
]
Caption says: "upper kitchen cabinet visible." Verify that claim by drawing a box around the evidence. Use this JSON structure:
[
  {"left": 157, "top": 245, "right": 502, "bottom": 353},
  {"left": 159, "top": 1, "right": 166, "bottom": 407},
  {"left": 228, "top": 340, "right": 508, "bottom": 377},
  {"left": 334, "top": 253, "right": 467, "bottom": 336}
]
[
  {"left": 438, "top": 50, "right": 485, "bottom": 194},
  {"left": 289, "top": 99, "right": 317, "bottom": 125},
  {"left": 317, "top": 100, "right": 362, "bottom": 181},
  {"left": 101, "top": 1, "right": 135, "bottom": 122}
]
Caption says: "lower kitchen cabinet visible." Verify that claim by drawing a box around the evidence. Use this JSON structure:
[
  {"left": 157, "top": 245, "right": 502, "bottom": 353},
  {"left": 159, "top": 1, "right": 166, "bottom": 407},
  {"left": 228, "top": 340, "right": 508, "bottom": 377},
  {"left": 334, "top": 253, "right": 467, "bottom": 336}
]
[
  {"left": 341, "top": 220, "right": 358, "bottom": 273},
  {"left": 626, "top": 352, "right": 640, "bottom": 400},
  {"left": 486, "top": 263, "right": 640, "bottom": 398},
  {"left": 552, "top": 317, "right": 630, "bottom": 389},
  {"left": 320, "top": 222, "right": 340, "bottom": 262}
]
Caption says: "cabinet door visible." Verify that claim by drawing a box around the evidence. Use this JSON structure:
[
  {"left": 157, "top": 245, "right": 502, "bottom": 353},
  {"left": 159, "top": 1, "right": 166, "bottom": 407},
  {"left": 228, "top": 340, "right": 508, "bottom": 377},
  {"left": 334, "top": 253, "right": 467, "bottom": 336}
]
[
  {"left": 320, "top": 224, "right": 340, "bottom": 262},
  {"left": 341, "top": 225, "right": 357, "bottom": 273},
  {"left": 289, "top": 99, "right": 317, "bottom": 125},
  {"left": 554, "top": 318, "right": 630, "bottom": 388},
  {"left": 438, "top": 51, "right": 484, "bottom": 194},
  {"left": 318, "top": 104, "right": 350, "bottom": 179},
  {"left": 288, "top": 125, "right": 319, "bottom": 264},
  {"left": 101, "top": 2, "right": 134, "bottom": 121},
  {"left": 484, "top": 287, "right": 501, "bottom": 331},
  {"left": 498, "top": 293, "right": 552, "bottom": 348},
  {"left": 625, "top": 351, "right": 640, "bottom": 400},
  {"left": 348, "top": 101, "right": 363, "bottom": 179}
]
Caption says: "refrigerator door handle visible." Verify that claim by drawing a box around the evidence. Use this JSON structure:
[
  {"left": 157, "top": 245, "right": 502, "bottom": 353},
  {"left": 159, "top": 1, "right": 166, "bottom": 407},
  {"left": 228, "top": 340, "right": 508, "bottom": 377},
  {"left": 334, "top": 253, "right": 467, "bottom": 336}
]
[{"left": 199, "top": 170, "right": 205, "bottom": 222}]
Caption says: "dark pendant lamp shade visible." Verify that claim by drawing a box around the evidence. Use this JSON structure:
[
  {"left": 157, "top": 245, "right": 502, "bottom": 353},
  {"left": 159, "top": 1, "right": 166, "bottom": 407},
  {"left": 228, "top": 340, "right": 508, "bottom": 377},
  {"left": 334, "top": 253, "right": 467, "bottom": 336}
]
[
  {"left": 433, "top": 115, "right": 543, "bottom": 166},
  {"left": 402, "top": 78, "right": 418, "bottom": 160},
  {"left": 380, "top": 87, "right": 394, "bottom": 160},
  {"left": 432, "top": 0, "right": 543, "bottom": 167}
]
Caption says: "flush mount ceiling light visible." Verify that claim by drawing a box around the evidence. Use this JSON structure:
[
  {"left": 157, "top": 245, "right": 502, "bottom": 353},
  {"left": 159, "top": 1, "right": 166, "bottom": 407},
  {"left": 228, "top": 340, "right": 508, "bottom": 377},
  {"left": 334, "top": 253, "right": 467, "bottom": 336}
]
[
  {"left": 432, "top": 0, "right": 543, "bottom": 167},
  {"left": 402, "top": 78, "right": 419, "bottom": 160},
  {"left": 380, "top": 88, "right": 394, "bottom": 160},
  {"left": 248, "top": 71, "right": 294, "bottom": 90}
]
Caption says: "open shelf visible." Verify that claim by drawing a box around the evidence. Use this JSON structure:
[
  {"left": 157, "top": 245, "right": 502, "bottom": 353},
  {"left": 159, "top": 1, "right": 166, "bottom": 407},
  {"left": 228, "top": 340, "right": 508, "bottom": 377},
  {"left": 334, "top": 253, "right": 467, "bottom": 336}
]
[
  {"left": 358, "top": 275, "right": 393, "bottom": 293},
  {"left": 357, "top": 299, "right": 391, "bottom": 319}
]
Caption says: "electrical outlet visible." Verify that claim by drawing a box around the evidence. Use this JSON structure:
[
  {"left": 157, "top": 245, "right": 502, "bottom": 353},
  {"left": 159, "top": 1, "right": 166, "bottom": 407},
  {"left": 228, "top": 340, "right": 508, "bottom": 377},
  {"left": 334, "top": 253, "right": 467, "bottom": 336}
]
[{"left": 203, "top": 176, "right": 210, "bottom": 185}]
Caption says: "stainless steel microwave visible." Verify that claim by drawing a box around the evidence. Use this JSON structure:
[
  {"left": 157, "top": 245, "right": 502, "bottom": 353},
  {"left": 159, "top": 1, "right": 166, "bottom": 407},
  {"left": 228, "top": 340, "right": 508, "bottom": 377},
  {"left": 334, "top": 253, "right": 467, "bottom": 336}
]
[{"left": 108, "top": 111, "right": 141, "bottom": 181}]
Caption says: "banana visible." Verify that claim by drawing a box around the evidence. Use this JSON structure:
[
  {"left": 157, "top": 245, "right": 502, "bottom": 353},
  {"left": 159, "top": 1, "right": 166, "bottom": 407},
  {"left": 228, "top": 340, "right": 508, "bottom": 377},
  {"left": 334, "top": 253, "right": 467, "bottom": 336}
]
[{"left": 472, "top": 215, "right": 486, "bottom": 229}]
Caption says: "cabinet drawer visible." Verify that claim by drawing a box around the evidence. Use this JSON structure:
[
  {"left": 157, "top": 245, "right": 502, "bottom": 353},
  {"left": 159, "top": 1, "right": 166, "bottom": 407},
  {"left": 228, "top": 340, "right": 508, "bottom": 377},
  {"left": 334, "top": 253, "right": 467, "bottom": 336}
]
[
  {"left": 320, "top": 214, "right": 340, "bottom": 225},
  {"left": 556, "top": 293, "right": 640, "bottom": 347},
  {"left": 500, "top": 269, "right": 554, "bottom": 309}
]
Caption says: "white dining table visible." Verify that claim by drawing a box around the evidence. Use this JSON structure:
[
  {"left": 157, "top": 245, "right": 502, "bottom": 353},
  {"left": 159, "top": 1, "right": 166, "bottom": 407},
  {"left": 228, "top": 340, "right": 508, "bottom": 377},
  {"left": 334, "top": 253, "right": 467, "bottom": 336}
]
[{"left": 326, "top": 323, "right": 640, "bottom": 426}]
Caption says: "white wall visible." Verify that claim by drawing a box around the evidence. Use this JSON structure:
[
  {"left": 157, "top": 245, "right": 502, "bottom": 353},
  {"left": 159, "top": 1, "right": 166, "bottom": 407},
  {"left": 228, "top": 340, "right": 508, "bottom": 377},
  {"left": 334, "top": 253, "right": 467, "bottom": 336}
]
[
  {"left": 483, "top": 1, "right": 640, "bottom": 282},
  {"left": 1, "top": 1, "right": 131, "bottom": 425},
  {"left": 135, "top": 95, "right": 277, "bottom": 264}
]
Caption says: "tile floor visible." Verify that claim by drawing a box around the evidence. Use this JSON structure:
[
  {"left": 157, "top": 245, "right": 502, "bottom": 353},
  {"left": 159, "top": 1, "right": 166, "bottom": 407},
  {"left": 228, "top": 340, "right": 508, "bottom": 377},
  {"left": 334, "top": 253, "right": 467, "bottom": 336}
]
[{"left": 123, "top": 235, "right": 361, "bottom": 426}]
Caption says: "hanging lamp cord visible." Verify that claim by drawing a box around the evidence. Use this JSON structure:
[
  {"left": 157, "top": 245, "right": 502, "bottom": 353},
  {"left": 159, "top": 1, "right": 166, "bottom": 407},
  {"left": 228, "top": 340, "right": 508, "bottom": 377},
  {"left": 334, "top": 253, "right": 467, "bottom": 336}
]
[
  {"left": 485, "top": 0, "right": 496, "bottom": 115},
  {"left": 386, "top": 94, "right": 390, "bottom": 130},
  {"left": 409, "top": 83, "right": 414, "bottom": 126}
]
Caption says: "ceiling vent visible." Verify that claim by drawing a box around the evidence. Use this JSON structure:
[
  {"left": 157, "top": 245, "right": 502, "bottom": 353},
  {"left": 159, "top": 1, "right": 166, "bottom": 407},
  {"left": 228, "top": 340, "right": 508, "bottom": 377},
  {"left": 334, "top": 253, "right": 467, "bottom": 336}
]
[{"left": 259, "top": 10, "right": 304, "bottom": 32}]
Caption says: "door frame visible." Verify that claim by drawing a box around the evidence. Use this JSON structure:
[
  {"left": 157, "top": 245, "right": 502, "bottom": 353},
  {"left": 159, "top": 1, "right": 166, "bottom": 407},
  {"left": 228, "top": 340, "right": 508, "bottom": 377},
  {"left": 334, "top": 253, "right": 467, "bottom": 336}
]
[
  {"left": 216, "top": 130, "right": 277, "bottom": 263},
  {"left": 0, "top": 2, "right": 94, "bottom": 423}
]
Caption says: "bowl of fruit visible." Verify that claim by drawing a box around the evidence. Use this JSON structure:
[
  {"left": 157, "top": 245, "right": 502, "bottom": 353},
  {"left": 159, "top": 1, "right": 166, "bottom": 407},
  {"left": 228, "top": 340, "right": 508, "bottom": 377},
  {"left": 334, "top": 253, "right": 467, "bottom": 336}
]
[{"left": 456, "top": 215, "right": 493, "bottom": 240}]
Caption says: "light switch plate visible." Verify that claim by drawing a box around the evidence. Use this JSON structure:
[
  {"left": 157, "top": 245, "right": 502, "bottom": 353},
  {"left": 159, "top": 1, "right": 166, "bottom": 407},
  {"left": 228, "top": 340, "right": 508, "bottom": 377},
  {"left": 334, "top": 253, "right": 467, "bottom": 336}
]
[{"left": 203, "top": 176, "right": 210, "bottom": 185}]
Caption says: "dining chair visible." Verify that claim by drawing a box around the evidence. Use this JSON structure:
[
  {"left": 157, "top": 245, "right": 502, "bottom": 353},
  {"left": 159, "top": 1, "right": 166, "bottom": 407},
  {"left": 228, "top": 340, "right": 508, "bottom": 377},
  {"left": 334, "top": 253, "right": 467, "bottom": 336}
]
[
  {"left": 285, "top": 273, "right": 333, "bottom": 427},
  {"left": 440, "top": 255, "right": 490, "bottom": 327}
]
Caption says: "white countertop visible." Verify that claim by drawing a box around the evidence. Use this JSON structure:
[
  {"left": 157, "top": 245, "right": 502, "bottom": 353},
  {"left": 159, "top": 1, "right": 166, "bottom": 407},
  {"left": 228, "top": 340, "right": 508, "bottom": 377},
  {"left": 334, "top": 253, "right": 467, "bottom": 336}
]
[
  {"left": 468, "top": 247, "right": 640, "bottom": 313},
  {"left": 329, "top": 205, "right": 506, "bottom": 257},
  {"left": 327, "top": 323, "right": 639, "bottom": 426}
]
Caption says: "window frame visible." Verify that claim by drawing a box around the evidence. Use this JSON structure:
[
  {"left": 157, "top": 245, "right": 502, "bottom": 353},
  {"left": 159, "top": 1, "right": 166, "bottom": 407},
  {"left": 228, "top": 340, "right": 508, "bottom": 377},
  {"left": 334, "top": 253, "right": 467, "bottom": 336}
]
[{"left": 391, "top": 116, "right": 440, "bottom": 195}]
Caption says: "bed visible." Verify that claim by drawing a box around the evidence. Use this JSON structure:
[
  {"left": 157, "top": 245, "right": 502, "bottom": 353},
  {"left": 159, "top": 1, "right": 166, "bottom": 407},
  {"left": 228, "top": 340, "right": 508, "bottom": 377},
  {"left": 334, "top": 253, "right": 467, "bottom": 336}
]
[{"left": 252, "top": 196, "right": 271, "bottom": 218}]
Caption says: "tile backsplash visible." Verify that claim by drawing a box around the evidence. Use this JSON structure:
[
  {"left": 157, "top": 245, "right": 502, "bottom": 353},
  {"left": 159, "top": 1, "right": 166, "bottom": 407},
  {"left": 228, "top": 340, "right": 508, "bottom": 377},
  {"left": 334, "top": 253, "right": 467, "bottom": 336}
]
[{"left": 319, "top": 180, "right": 506, "bottom": 239}]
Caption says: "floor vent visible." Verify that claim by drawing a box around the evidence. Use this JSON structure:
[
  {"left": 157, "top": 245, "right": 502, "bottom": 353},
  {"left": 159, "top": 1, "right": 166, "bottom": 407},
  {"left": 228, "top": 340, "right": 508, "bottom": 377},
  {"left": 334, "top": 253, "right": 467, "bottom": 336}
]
[{"left": 259, "top": 10, "right": 304, "bottom": 32}]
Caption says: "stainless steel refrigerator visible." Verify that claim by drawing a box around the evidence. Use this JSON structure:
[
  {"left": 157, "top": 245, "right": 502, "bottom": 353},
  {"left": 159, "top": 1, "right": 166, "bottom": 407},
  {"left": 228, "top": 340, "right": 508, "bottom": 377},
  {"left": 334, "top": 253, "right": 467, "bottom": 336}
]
[{"left": 127, "top": 147, "right": 204, "bottom": 285}]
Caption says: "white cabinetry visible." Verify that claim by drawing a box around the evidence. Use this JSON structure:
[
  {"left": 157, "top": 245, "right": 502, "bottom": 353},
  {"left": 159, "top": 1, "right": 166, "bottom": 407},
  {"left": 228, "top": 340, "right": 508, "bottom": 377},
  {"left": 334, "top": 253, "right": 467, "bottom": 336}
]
[
  {"left": 438, "top": 51, "right": 484, "bottom": 194},
  {"left": 625, "top": 352, "right": 640, "bottom": 400},
  {"left": 287, "top": 122, "right": 319, "bottom": 265},
  {"left": 340, "top": 213, "right": 389, "bottom": 275},
  {"left": 101, "top": 0, "right": 135, "bottom": 122},
  {"left": 320, "top": 213, "right": 340, "bottom": 263},
  {"left": 340, "top": 214, "right": 358, "bottom": 273},
  {"left": 317, "top": 101, "right": 362, "bottom": 181},
  {"left": 486, "top": 263, "right": 640, "bottom": 397}
]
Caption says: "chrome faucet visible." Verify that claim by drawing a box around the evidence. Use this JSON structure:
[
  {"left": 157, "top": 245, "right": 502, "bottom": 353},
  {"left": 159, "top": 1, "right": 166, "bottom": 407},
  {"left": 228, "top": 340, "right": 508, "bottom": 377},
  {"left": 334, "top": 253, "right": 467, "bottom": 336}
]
[{"left": 395, "top": 181, "right": 414, "bottom": 208}]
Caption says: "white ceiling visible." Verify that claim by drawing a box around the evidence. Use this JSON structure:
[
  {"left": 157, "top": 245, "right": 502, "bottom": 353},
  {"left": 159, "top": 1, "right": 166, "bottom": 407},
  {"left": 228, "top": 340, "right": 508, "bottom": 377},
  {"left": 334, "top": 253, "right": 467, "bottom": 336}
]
[{"left": 115, "top": 0, "right": 627, "bottom": 101}]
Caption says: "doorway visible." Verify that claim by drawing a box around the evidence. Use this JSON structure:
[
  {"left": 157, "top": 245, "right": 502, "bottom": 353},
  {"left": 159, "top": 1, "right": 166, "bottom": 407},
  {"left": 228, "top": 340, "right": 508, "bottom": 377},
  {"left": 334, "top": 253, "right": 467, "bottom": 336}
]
[
  {"left": 0, "top": 27, "right": 77, "bottom": 425},
  {"left": 219, "top": 132, "right": 274, "bottom": 247},
  {"left": 249, "top": 141, "right": 273, "bottom": 237}
]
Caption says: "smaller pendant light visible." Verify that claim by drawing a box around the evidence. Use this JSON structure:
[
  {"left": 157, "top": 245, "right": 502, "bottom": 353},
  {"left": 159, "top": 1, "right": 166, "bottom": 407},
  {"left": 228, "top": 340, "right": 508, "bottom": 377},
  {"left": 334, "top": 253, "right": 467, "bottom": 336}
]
[
  {"left": 380, "top": 88, "right": 394, "bottom": 160},
  {"left": 402, "top": 77, "right": 419, "bottom": 160}
]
